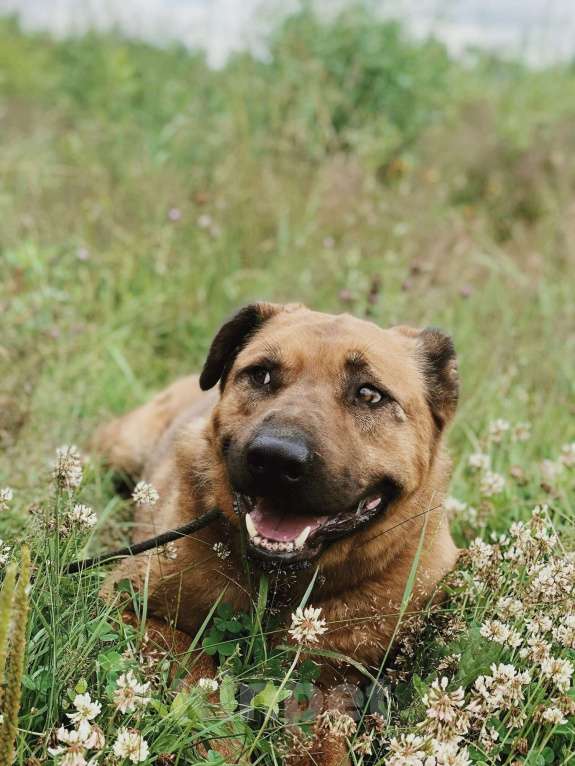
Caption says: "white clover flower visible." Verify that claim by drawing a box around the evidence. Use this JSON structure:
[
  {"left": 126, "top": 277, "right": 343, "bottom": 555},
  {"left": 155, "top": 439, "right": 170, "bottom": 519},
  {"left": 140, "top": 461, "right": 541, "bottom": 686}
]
[
  {"left": 289, "top": 605, "right": 327, "bottom": 644},
  {"left": 69, "top": 504, "right": 97, "bottom": 530},
  {"left": 496, "top": 597, "right": 524, "bottom": 619},
  {"left": 132, "top": 481, "right": 159, "bottom": 507},
  {"left": 113, "top": 728, "right": 149, "bottom": 763},
  {"left": 529, "top": 506, "right": 558, "bottom": 549},
  {"left": 490, "top": 662, "right": 530, "bottom": 687},
  {"left": 386, "top": 733, "right": 429, "bottom": 765},
  {"left": 52, "top": 445, "right": 83, "bottom": 490},
  {"left": 488, "top": 419, "right": 510, "bottom": 443},
  {"left": 520, "top": 635, "right": 552, "bottom": 664},
  {"left": 0, "top": 540, "right": 11, "bottom": 566},
  {"left": 553, "top": 614, "right": 575, "bottom": 649},
  {"left": 67, "top": 692, "right": 101, "bottom": 738},
  {"left": 479, "top": 619, "right": 522, "bottom": 649},
  {"left": 84, "top": 724, "right": 105, "bottom": 750},
  {"left": 431, "top": 739, "right": 471, "bottom": 766},
  {"left": 509, "top": 521, "right": 531, "bottom": 545},
  {"left": 197, "top": 213, "right": 214, "bottom": 229},
  {"left": 560, "top": 442, "right": 575, "bottom": 468},
  {"left": 422, "top": 677, "right": 465, "bottom": 725},
  {"left": 477, "top": 725, "right": 499, "bottom": 751},
  {"left": 0, "top": 487, "right": 13, "bottom": 512},
  {"left": 506, "top": 629, "right": 523, "bottom": 649},
  {"left": 467, "top": 452, "right": 490, "bottom": 471},
  {"left": 541, "top": 657, "right": 574, "bottom": 691},
  {"left": 197, "top": 677, "right": 219, "bottom": 693},
  {"left": 113, "top": 670, "right": 151, "bottom": 713},
  {"left": 472, "top": 663, "right": 530, "bottom": 713},
  {"left": 468, "top": 538, "right": 496, "bottom": 570},
  {"left": 213, "top": 541, "right": 231, "bottom": 560},
  {"left": 48, "top": 723, "right": 104, "bottom": 766},
  {"left": 528, "top": 558, "right": 574, "bottom": 601},
  {"left": 540, "top": 706, "right": 567, "bottom": 725},
  {"left": 48, "top": 726, "right": 89, "bottom": 766},
  {"left": 437, "top": 653, "right": 462, "bottom": 674},
  {"left": 480, "top": 471, "right": 505, "bottom": 497},
  {"left": 480, "top": 620, "right": 510, "bottom": 644},
  {"left": 508, "top": 707, "right": 527, "bottom": 729},
  {"left": 540, "top": 459, "right": 563, "bottom": 483},
  {"left": 512, "top": 422, "right": 531, "bottom": 442},
  {"left": 464, "top": 505, "right": 479, "bottom": 526},
  {"left": 526, "top": 614, "right": 553, "bottom": 635},
  {"left": 443, "top": 496, "right": 466, "bottom": 515}
]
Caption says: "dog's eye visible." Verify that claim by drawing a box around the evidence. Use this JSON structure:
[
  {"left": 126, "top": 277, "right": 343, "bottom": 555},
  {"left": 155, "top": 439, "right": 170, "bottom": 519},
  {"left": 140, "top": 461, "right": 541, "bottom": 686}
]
[
  {"left": 356, "top": 385, "right": 384, "bottom": 406},
  {"left": 249, "top": 366, "right": 272, "bottom": 387}
]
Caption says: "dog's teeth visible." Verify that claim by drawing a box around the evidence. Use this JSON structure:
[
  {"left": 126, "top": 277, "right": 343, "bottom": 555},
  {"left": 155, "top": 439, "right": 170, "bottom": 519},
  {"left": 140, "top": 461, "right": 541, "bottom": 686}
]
[
  {"left": 245, "top": 513, "right": 258, "bottom": 539},
  {"left": 295, "top": 526, "right": 312, "bottom": 549},
  {"left": 251, "top": 535, "right": 299, "bottom": 553}
]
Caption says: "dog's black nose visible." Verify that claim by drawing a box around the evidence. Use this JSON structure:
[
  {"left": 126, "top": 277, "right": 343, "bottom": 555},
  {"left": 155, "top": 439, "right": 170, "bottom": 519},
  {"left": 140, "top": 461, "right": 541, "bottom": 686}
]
[{"left": 246, "top": 431, "right": 312, "bottom": 484}]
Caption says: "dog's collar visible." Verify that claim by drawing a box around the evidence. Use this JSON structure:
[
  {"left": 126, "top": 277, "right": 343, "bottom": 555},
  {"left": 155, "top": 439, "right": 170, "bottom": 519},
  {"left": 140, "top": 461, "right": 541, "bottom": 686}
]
[{"left": 65, "top": 507, "right": 224, "bottom": 574}]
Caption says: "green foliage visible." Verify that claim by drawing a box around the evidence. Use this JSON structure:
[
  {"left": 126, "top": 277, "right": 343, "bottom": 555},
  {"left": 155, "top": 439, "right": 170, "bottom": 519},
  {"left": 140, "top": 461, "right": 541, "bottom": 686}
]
[
  {"left": 0, "top": 5, "right": 574, "bottom": 765},
  {"left": 202, "top": 602, "right": 252, "bottom": 661},
  {"left": 263, "top": 6, "right": 451, "bottom": 156}
]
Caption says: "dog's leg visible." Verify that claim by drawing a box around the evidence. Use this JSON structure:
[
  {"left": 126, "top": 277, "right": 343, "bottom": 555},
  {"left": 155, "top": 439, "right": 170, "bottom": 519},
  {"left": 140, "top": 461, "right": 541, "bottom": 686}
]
[
  {"left": 121, "top": 610, "right": 212, "bottom": 680},
  {"left": 125, "top": 615, "right": 355, "bottom": 766},
  {"left": 122, "top": 612, "right": 247, "bottom": 763},
  {"left": 285, "top": 683, "right": 357, "bottom": 766},
  {"left": 91, "top": 374, "right": 211, "bottom": 479}
]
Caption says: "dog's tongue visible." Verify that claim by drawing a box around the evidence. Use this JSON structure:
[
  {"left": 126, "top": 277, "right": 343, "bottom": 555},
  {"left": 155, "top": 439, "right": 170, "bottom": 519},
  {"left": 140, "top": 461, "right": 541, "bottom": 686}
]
[{"left": 250, "top": 500, "right": 327, "bottom": 542}]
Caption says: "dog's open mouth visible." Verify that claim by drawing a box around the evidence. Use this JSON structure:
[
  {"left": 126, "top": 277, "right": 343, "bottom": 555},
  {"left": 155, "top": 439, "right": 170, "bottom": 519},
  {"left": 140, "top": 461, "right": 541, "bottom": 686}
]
[{"left": 234, "top": 492, "right": 389, "bottom": 564}]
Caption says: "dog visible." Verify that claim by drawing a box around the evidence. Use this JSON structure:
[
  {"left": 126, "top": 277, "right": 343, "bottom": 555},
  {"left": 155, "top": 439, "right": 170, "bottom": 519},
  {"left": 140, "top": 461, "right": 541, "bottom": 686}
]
[{"left": 93, "top": 302, "right": 460, "bottom": 762}]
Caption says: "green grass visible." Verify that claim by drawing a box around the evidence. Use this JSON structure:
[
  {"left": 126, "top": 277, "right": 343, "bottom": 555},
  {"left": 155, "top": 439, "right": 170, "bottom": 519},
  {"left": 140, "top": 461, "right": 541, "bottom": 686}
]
[{"left": 0, "top": 6, "right": 574, "bottom": 765}]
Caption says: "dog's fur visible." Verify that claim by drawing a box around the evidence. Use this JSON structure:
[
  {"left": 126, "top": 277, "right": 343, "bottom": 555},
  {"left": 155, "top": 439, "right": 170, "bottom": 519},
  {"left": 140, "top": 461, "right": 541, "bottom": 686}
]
[{"left": 94, "top": 303, "right": 459, "bottom": 759}]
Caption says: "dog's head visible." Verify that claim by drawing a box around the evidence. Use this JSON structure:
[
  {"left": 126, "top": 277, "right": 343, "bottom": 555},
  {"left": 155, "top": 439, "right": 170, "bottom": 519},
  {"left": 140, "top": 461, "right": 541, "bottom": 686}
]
[{"left": 199, "top": 303, "right": 458, "bottom": 567}]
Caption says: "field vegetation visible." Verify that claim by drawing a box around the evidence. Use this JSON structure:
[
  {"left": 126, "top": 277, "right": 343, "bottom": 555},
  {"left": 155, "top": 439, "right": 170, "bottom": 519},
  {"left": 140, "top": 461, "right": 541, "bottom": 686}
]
[{"left": 0, "top": 5, "right": 574, "bottom": 765}]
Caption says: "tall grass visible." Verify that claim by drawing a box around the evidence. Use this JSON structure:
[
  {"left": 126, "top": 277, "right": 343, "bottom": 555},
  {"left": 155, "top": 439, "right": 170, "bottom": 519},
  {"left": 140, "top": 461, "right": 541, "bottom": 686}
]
[{"left": 0, "top": 5, "right": 574, "bottom": 764}]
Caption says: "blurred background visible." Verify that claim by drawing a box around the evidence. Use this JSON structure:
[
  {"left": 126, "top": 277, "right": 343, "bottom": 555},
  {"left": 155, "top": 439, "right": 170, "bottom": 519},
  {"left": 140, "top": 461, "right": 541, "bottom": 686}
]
[
  {"left": 4, "top": 0, "right": 575, "bottom": 67},
  {"left": 0, "top": 0, "right": 574, "bottom": 500}
]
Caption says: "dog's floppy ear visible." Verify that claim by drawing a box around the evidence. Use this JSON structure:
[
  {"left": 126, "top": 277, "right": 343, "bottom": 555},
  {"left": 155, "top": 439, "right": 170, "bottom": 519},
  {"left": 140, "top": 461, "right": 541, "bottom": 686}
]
[
  {"left": 199, "top": 302, "right": 281, "bottom": 391},
  {"left": 416, "top": 327, "right": 459, "bottom": 430}
]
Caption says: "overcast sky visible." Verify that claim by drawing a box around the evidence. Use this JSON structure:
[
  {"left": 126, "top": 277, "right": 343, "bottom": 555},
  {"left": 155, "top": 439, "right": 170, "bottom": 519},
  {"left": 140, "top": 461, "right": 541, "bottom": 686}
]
[{"left": 1, "top": 0, "right": 574, "bottom": 67}]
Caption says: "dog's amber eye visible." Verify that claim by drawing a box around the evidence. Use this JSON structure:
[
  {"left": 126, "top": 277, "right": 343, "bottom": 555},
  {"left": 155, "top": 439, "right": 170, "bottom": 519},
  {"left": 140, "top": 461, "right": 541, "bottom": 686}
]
[
  {"left": 357, "top": 385, "right": 383, "bottom": 406},
  {"left": 249, "top": 366, "right": 272, "bottom": 386}
]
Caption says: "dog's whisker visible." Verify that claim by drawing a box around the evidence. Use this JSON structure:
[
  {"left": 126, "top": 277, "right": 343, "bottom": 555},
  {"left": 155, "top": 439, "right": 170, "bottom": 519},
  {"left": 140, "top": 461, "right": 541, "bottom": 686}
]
[{"left": 358, "top": 502, "right": 444, "bottom": 547}]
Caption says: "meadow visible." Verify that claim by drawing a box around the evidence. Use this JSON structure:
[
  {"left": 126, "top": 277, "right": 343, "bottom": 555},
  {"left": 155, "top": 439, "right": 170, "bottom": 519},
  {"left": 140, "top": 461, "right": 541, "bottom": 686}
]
[{"left": 0, "top": 6, "right": 574, "bottom": 765}]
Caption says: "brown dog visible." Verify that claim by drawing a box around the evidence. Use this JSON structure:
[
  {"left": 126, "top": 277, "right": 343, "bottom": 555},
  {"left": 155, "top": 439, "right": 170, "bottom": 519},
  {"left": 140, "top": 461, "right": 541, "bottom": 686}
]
[{"left": 94, "top": 302, "right": 459, "bottom": 761}]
